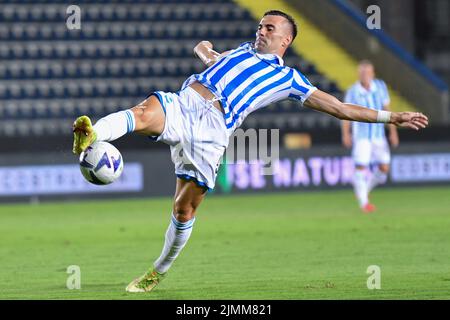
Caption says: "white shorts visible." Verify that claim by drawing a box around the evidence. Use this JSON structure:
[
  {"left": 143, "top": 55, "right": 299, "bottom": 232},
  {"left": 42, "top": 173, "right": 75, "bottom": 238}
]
[
  {"left": 352, "top": 138, "right": 391, "bottom": 167},
  {"left": 149, "top": 87, "right": 229, "bottom": 190}
]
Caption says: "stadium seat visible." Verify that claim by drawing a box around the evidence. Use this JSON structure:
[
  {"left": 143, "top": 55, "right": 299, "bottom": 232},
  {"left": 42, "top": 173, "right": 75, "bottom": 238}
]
[{"left": 0, "top": 0, "right": 343, "bottom": 137}]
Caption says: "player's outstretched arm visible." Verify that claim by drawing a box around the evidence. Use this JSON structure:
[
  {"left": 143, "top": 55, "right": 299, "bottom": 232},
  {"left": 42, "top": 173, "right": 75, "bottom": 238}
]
[
  {"left": 304, "top": 89, "right": 429, "bottom": 130},
  {"left": 193, "top": 41, "right": 231, "bottom": 67}
]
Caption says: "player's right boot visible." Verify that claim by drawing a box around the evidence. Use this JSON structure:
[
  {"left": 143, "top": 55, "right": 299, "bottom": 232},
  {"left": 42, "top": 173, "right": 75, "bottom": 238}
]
[
  {"left": 362, "top": 203, "right": 376, "bottom": 213},
  {"left": 72, "top": 115, "right": 97, "bottom": 155},
  {"left": 126, "top": 268, "right": 166, "bottom": 293}
]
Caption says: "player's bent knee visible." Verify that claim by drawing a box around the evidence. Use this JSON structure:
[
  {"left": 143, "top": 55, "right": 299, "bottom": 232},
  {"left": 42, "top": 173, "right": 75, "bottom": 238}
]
[
  {"left": 173, "top": 202, "right": 197, "bottom": 222},
  {"left": 130, "top": 106, "right": 152, "bottom": 130}
]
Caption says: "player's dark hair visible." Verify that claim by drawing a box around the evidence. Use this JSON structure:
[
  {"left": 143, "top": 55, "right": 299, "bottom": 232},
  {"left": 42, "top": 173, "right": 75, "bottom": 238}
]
[
  {"left": 263, "top": 10, "right": 298, "bottom": 44},
  {"left": 359, "top": 59, "right": 374, "bottom": 67}
]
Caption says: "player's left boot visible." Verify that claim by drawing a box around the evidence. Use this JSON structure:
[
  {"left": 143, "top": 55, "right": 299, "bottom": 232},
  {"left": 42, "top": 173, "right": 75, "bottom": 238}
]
[
  {"left": 125, "top": 268, "right": 166, "bottom": 293},
  {"left": 72, "top": 115, "right": 97, "bottom": 155}
]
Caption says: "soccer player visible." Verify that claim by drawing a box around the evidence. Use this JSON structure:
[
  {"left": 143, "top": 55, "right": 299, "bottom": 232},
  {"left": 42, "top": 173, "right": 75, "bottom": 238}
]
[
  {"left": 72, "top": 10, "right": 428, "bottom": 293},
  {"left": 341, "top": 61, "right": 399, "bottom": 213}
]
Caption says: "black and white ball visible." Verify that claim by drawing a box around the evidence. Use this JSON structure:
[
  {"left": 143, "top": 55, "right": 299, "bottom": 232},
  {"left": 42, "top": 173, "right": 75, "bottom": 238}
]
[{"left": 79, "top": 141, "right": 124, "bottom": 185}]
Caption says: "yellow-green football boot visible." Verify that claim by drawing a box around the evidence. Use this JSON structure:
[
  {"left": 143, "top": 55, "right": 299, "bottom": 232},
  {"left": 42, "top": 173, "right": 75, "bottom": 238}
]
[
  {"left": 72, "top": 115, "right": 97, "bottom": 155},
  {"left": 126, "top": 268, "right": 166, "bottom": 293}
]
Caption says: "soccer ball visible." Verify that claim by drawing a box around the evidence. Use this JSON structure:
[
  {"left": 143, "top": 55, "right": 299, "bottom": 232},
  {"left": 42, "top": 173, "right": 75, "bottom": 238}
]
[{"left": 79, "top": 141, "right": 124, "bottom": 185}]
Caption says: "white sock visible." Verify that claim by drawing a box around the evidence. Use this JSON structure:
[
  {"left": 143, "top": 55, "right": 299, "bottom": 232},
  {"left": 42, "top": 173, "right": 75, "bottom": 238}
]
[
  {"left": 93, "top": 110, "right": 135, "bottom": 141},
  {"left": 153, "top": 214, "right": 196, "bottom": 274},
  {"left": 353, "top": 169, "right": 369, "bottom": 207},
  {"left": 368, "top": 167, "right": 388, "bottom": 192}
]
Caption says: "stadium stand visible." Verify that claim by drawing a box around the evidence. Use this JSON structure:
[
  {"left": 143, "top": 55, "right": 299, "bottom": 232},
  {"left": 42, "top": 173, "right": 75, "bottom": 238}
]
[{"left": 0, "top": 0, "right": 343, "bottom": 137}]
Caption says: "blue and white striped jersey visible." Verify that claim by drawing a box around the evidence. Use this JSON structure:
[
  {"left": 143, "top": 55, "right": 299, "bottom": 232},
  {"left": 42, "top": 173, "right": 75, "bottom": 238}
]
[
  {"left": 181, "top": 42, "right": 317, "bottom": 133},
  {"left": 344, "top": 79, "right": 390, "bottom": 141}
]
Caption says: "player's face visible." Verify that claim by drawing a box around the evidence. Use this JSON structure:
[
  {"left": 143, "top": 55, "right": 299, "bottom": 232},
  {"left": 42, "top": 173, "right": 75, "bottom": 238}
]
[
  {"left": 255, "top": 15, "right": 292, "bottom": 55},
  {"left": 358, "top": 64, "right": 375, "bottom": 85}
]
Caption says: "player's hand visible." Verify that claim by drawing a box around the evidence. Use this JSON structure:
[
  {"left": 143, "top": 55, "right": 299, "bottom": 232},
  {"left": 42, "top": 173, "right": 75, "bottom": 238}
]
[
  {"left": 342, "top": 134, "right": 352, "bottom": 149},
  {"left": 389, "top": 132, "right": 399, "bottom": 148},
  {"left": 199, "top": 41, "right": 213, "bottom": 50},
  {"left": 390, "top": 112, "right": 428, "bottom": 130},
  {"left": 193, "top": 41, "right": 221, "bottom": 67}
]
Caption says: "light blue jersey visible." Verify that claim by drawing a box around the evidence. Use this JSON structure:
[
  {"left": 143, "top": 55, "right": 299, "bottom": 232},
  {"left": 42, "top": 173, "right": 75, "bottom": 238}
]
[
  {"left": 182, "top": 42, "right": 317, "bottom": 133},
  {"left": 344, "top": 79, "right": 390, "bottom": 141}
]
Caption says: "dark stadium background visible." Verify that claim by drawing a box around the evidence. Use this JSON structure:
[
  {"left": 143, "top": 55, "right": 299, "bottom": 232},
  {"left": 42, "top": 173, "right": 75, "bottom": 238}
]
[{"left": 0, "top": 0, "right": 449, "bottom": 202}]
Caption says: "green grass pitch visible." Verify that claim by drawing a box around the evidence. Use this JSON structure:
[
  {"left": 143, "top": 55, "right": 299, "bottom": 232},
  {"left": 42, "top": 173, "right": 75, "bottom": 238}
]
[{"left": 1, "top": 186, "right": 450, "bottom": 300}]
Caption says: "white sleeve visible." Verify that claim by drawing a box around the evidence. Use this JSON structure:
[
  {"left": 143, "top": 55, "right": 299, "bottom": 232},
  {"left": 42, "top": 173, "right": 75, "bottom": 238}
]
[{"left": 289, "top": 69, "right": 317, "bottom": 105}]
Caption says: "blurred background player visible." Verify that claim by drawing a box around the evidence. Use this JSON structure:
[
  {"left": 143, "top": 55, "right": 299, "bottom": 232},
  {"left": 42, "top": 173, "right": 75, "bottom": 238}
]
[{"left": 341, "top": 60, "right": 399, "bottom": 213}]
